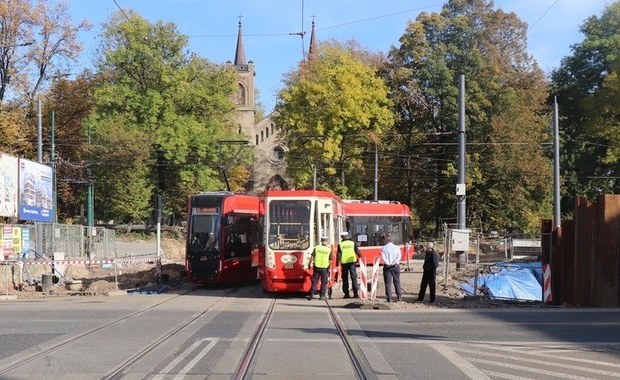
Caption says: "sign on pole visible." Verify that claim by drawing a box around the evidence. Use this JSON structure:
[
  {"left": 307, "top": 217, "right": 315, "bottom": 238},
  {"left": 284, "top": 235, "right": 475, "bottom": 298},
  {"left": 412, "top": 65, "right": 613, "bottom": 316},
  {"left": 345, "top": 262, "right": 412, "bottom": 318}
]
[
  {"left": 451, "top": 229, "right": 470, "bottom": 252},
  {"left": 18, "top": 158, "right": 53, "bottom": 222}
]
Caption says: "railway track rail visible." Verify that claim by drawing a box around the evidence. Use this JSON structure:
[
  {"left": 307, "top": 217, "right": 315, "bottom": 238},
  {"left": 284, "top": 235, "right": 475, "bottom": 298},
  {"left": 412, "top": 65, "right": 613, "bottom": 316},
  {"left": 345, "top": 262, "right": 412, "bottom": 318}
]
[
  {"left": 233, "top": 297, "right": 378, "bottom": 380},
  {"left": 0, "top": 286, "right": 236, "bottom": 378}
]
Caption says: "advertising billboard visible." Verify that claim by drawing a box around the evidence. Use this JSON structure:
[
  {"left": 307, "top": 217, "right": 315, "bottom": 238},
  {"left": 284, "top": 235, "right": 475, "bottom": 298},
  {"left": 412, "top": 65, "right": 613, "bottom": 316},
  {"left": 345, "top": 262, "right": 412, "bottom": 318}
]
[
  {"left": 18, "top": 158, "right": 53, "bottom": 222},
  {"left": 0, "top": 153, "right": 19, "bottom": 218}
]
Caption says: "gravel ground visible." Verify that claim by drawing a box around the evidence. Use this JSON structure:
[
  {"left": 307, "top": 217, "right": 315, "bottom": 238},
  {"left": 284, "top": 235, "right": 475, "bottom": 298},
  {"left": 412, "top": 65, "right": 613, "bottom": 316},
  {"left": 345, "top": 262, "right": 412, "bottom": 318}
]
[{"left": 5, "top": 249, "right": 551, "bottom": 310}]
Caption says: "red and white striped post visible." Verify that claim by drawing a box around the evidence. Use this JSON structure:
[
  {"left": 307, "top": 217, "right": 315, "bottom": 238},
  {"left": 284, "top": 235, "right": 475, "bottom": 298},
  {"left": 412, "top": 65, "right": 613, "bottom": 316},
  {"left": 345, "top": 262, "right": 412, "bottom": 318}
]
[{"left": 543, "top": 263, "right": 552, "bottom": 303}]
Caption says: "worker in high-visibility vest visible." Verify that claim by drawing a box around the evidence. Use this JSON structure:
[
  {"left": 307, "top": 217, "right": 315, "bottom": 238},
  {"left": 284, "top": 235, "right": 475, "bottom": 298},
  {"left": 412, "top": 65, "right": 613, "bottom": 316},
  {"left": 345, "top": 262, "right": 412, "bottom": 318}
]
[
  {"left": 338, "top": 231, "right": 361, "bottom": 299},
  {"left": 308, "top": 236, "right": 332, "bottom": 300}
]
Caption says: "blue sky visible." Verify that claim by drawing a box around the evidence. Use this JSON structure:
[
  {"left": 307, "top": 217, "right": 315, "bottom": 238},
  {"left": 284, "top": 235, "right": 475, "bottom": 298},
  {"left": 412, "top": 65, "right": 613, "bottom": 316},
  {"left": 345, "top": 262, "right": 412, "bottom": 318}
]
[{"left": 67, "top": 0, "right": 612, "bottom": 112}]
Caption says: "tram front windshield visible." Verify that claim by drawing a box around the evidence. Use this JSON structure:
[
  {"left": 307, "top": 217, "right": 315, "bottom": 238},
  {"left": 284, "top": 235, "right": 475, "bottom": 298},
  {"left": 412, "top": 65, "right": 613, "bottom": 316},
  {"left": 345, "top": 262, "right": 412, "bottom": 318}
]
[
  {"left": 189, "top": 213, "right": 220, "bottom": 251},
  {"left": 268, "top": 200, "right": 311, "bottom": 250}
]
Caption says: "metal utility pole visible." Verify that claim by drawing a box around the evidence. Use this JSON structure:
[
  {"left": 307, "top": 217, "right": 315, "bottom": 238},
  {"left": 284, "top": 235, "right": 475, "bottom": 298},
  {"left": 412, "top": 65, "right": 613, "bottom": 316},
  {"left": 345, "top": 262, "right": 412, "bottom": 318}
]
[
  {"left": 156, "top": 194, "right": 163, "bottom": 284},
  {"left": 553, "top": 96, "right": 561, "bottom": 230},
  {"left": 37, "top": 95, "right": 43, "bottom": 163},
  {"left": 374, "top": 141, "right": 378, "bottom": 201},
  {"left": 51, "top": 111, "right": 57, "bottom": 223},
  {"left": 87, "top": 124, "right": 94, "bottom": 258},
  {"left": 456, "top": 74, "right": 467, "bottom": 269},
  {"left": 312, "top": 164, "right": 317, "bottom": 190}
]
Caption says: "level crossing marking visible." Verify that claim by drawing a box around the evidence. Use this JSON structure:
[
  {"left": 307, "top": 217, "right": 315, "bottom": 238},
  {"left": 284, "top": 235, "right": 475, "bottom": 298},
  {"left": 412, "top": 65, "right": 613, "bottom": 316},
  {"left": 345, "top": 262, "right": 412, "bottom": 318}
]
[
  {"left": 451, "top": 345, "right": 620, "bottom": 377},
  {"left": 464, "top": 342, "right": 620, "bottom": 369},
  {"left": 466, "top": 357, "right": 594, "bottom": 380},
  {"left": 483, "top": 370, "right": 537, "bottom": 380},
  {"left": 153, "top": 338, "right": 218, "bottom": 380},
  {"left": 430, "top": 343, "right": 492, "bottom": 380}
]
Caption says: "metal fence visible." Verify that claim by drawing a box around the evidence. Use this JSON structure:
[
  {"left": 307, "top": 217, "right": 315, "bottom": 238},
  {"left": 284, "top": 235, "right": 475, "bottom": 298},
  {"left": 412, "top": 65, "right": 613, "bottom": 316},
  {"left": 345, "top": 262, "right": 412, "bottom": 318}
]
[{"left": 1, "top": 223, "right": 117, "bottom": 260}]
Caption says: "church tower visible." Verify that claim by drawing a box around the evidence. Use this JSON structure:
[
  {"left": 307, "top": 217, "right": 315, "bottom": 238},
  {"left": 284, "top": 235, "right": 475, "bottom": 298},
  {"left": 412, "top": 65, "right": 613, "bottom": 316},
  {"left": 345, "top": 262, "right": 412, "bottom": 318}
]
[
  {"left": 231, "top": 19, "right": 291, "bottom": 192},
  {"left": 232, "top": 21, "right": 256, "bottom": 139}
]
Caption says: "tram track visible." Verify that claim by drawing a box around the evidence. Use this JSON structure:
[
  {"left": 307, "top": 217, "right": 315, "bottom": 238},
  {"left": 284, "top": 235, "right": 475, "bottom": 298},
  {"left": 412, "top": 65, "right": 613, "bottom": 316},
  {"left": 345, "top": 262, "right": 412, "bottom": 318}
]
[
  {"left": 102, "top": 287, "right": 240, "bottom": 380},
  {"left": 326, "top": 300, "right": 378, "bottom": 380},
  {"left": 233, "top": 297, "right": 378, "bottom": 380},
  {"left": 0, "top": 286, "right": 235, "bottom": 378}
]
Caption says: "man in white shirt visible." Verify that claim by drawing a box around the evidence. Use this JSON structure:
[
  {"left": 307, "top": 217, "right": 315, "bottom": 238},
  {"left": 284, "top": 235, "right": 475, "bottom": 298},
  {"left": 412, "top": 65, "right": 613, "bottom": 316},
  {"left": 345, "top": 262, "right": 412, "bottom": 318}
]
[{"left": 381, "top": 233, "right": 403, "bottom": 302}]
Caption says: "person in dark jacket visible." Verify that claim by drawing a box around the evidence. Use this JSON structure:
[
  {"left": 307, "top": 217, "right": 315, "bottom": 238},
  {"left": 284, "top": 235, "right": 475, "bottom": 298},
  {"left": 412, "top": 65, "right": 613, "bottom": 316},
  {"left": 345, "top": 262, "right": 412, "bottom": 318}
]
[{"left": 417, "top": 242, "right": 439, "bottom": 303}]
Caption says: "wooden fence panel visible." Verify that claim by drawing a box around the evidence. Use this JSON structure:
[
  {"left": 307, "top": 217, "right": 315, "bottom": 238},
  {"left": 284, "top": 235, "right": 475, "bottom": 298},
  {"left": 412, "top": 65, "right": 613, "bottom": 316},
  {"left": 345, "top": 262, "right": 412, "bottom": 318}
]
[
  {"left": 574, "top": 197, "right": 594, "bottom": 306},
  {"left": 595, "top": 195, "right": 620, "bottom": 307},
  {"left": 562, "top": 220, "right": 574, "bottom": 305}
]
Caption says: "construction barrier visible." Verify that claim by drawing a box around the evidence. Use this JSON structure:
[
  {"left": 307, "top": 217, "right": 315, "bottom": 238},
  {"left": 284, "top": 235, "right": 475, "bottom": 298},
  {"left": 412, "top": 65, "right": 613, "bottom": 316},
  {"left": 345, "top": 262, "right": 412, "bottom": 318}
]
[
  {"left": 370, "top": 257, "right": 380, "bottom": 300},
  {"left": 543, "top": 263, "right": 553, "bottom": 302},
  {"left": 0, "top": 255, "right": 158, "bottom": 266},
  {"left": 358, "top": 258, "right": 368, "bottom": 301}
]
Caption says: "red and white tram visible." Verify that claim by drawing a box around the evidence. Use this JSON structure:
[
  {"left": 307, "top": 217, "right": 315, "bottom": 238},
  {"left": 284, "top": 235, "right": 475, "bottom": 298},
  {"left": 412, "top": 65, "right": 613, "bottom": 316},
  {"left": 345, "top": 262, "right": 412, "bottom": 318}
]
[
  {"left": 258, "top": 190, "right": 346, "bottom": 293},
  {"left": 186, "top": 192, "right": 262, "bottom": 285},
  {"left": 343, "top": 200, "right": 414, "bottom": 264}
]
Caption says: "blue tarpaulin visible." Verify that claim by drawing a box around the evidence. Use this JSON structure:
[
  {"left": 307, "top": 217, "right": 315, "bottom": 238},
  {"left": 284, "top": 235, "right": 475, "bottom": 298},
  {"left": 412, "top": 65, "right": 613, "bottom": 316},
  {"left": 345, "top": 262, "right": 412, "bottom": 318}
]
[
  {"left": 127, "top": 285, "right": 169, "bottom": 295},
  {"left": 459, "top": 263, "right": 542, "bottom": 301}
]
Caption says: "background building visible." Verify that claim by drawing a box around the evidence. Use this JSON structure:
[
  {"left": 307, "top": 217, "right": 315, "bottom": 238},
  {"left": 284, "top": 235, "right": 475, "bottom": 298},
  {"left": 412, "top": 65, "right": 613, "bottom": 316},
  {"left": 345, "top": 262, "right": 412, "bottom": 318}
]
[{"left": 230, "top": 21, "right": 290, "bottom": 193}]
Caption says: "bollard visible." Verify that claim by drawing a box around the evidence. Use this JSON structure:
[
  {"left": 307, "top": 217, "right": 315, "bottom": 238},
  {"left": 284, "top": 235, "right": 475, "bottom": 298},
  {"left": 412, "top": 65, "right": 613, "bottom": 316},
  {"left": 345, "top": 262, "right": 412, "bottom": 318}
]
[{"left": 41, "top": 273, "right": 53, "bottom": 293}]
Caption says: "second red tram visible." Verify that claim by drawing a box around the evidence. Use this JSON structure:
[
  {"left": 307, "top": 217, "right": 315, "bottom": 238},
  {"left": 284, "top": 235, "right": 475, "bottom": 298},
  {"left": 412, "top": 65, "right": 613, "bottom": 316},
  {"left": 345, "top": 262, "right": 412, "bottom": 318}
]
[
  {"left": 186, "top": 192, "right": 262, "bottom": 285},
  {"left": 343, "top": 200, "right": 413, "bottom": 264},
  {"left": 258, "top": 190, "right": 346, "bottom": 293}
]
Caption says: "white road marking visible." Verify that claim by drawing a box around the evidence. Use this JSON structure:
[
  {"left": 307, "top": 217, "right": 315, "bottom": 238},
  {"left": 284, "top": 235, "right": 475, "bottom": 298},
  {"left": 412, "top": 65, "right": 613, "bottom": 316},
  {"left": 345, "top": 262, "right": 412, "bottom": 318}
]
[
  {"left": 484, "top": 369, "right": 537, "bottom": 380},
  {"left": 467, "top": 357, "right": 594, "bottom": 380},
  {"left": 431, "top": 343, "right": 491, "bottom": 380},
  {"left": 175, "top": 339, "right": 218, "bottom": 379},
  {"left": 153, "top": 338, "right": 218, "bottom": 380},
  {"left": 464, "top": 342, "right": 620, "bottom": 369},
  {"left": 452, "top": 345, "right": 620, "bottom": 377}
]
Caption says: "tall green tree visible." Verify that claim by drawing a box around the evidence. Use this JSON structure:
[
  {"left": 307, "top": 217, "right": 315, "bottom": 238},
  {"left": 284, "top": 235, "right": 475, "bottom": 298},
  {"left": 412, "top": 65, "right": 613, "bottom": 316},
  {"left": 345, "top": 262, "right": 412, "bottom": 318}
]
[
  {"left": 385, "top": 0, "right": 551, "bottom": 235},
  {"left": 274, "top": 40, "right": 394, "bottom": 198},
  {"left": 43, "top": 71, "right": 99, "bottom": 222},
  {"left": 86, "top": 11, "right": 243, "bottom": 223},
  {"left": 551, "top": 2, "right": 620, "bottom": 213}
]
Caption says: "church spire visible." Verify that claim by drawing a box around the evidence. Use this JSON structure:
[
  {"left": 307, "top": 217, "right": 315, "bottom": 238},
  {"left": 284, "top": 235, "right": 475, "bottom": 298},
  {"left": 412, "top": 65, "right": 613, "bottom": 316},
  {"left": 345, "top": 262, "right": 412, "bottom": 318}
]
[
  {"left": 308, "top": 18, "right": 318, "bottom": 60},
  {"left": 234, "top": 19, "right": 247, "bottom": 65}
]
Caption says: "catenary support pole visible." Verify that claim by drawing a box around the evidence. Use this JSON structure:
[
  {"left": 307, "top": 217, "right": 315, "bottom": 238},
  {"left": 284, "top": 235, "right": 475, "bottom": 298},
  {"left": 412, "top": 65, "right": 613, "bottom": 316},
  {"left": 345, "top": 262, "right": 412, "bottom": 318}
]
[
  {"left": 374, "top": 141, "right": 378, "bottom": 201},
  {"left": 37, "top": 95, "right": 42, "bottom": 163},
  {"left": 553, "top": 96, "right": 561, "bottom": 230},
  {"left": 51, "top": 111, "right": 57, "bottom": 224},
  {"left": 456, "top": 74, "right": 467, "bottom": 269}
]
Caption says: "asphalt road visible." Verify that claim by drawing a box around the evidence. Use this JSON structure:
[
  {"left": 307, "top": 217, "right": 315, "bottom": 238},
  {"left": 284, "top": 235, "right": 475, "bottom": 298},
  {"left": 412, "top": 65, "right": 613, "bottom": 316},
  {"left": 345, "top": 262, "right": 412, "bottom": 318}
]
[{"left": 0, "top": 284, "right": 619, "bottom": 379}]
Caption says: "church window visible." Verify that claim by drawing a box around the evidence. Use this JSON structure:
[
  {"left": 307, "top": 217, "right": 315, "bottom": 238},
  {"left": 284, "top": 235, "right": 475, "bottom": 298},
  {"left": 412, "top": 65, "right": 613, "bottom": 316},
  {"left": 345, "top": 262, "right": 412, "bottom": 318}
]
[
  {"left": 256, "top": 135, "right": 259, "bottom": 145},
  {"left": 236, "top": 83, "right": 246, "bottom": 105},
  {"left": 261, "top": 131, "right": 264, "bottom": 142},
  {"left": 266, "top": 127, "right": 269, "bottom": 138},
  {"left": 268, "top": 145, "right": 285, "bottom": 164}
]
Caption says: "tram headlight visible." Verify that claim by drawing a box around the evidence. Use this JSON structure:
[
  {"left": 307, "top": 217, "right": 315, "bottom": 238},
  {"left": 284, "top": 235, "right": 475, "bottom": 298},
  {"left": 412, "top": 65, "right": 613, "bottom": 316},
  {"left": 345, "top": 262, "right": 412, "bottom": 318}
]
[{"left": 266, "top": 251, "right": 276, "bottom": 269}]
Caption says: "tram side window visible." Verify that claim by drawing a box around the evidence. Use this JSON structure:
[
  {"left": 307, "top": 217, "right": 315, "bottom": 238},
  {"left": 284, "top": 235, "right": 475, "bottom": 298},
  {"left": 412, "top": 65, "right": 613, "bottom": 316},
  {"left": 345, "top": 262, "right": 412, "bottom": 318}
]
[
  {"left": 319, "top": 212, "right": 332, "bottom": 244},
  {"left": 226, "top": 214, "right": 252, "bottom": 258},
  {"left": 354, "top": 224, "right": 370, "bottom": 247},
  {"left": 386, "top": 224, "right": 401, "bottom": 244}
]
